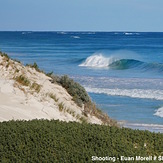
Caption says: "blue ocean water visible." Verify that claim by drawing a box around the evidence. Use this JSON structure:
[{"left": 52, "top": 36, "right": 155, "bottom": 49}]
[{"left": 0, "top": 31, "right": 163, "bottom": 132}]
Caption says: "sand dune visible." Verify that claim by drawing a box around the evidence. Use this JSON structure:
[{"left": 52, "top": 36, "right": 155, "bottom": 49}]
[{"left": 0, "top": 55, "right": 102, "bottom": 124}]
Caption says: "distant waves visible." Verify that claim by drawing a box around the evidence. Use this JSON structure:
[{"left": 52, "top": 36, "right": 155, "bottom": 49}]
[{"left": 123, "top": 122, "right": 163, "bottom": 133}]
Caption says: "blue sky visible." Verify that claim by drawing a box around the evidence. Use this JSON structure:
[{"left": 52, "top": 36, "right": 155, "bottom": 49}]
[{"left": 0, "top": 0, "right": 163, "bottom": 31}]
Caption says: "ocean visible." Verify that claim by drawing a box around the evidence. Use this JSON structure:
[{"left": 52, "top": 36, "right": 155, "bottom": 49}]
[{"left": 0, "top": 31, "right": 163, "bottom": 132}]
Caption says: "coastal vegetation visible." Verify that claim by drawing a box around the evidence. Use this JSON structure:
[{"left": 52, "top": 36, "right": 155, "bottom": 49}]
[
  {"left": 0, "top": 51, "right": 9, "bottom": 60},
  {"left": 57, "top": 75, "right": 90, "bottom": 107},
  {"left": 26, "top": 62, "right": 42, "bottom": 73},
  {"left": 49, "top": 74, "right": 115, "bottom": 125},
  {"left": 0, "top": 51, "right": 163, "bottom": 162},
  {"left": 48, "top": 93, "right": 58, "bottom": 102},
  {"left": 15, "top": 75, "right": 31, "bottom": 86},
  {"left": 0, "top": 120, "right": 162, "bottom": 162},
  {"left": 30, "top": 82, "right": 41, "bottom": 93}
]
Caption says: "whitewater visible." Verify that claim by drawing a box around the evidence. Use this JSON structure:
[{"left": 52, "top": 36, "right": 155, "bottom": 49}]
[
  {"left": 154, "top": 107, "right": 163, "bottom": 118},
  {"left": 79, "top": 54, "right": 115, "bottom": 67},
  {"left": 0, "top": 31, "right": 162, "bottom": 132},
  {"left": 79, "top": 54, "right": 163, "bottom": 72},
  {"left": 85, "top": 87, "right": 163, "bottom": 101}
]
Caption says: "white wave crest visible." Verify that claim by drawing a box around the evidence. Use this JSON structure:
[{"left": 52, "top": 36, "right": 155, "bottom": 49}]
[
  {"left": 124, "top": 32, "right": 133, "bottom": 35},
  {"left": 125, "top": 123, "right": 163, "bottom": 128},
  {"left": 124, "top": 32, "right": 140, "bottom": 35},
  {"left": 22, "top": 31, "right": 32, "bottom": 35},
  {"left": 154, "top": 107, "right": 163, "bottom": 118},
  {"left": 85, "top": 87, "right": 163, "bottom": 101},
  {"left": 79, "top": 54, "right": 116, "bottom": 68},
  {"left": 123, "top": 123, "right": 163, "bottom": 132},
  {"left": 71, "top": 36, "right": 80, "bottom": 39},
  {"left": 57, "top": 32, "right": 67, "bottom": 34}
]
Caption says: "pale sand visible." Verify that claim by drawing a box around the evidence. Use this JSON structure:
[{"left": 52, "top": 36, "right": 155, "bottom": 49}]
[{"left": 0, "top": 55, "right": 101, "bottom": 124}]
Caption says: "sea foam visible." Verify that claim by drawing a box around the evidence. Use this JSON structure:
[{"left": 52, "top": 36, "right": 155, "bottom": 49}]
[
  {"left": 123, "top": 123, "right": 163, "bottom": 133},
  {"left": 154, "top": 107, "right": 163, "bottom": 118},
  {"left": 85, "top": 87, "right": 163, "bottom": 101}
]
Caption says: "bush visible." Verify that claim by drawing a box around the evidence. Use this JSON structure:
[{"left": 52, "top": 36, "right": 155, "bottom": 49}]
[
  {"left": 50, "top": 75, "right": 116, "bottom": 125},
  {"left": 49, "top": 74, "right": 61, "bottom": 83},
  {"left": 58, "top": 75, "right": 90, "bottom": 107},
  {"left": 0, "top": 120, "right": 162, "bottom": 162},
  {"left": 46, "top": 71, "right": 53, "bottom": 77}
]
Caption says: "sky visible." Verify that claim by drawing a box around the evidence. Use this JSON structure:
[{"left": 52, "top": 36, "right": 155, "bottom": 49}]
[{"left": 0, "top": 0, "right": 163, "bottom": 32}]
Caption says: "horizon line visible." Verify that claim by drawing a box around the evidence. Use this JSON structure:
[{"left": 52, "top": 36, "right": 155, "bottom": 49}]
[{"left": 0, "top": 30, "right": 163, "bottom": 33}]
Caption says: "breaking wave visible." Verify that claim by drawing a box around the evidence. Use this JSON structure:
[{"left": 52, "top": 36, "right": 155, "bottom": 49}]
[
  {"left": 124, "top": 32, "right": 140, "bottom": 35},
  {"left": 79, "top": 54, "right": 163, "bottom": 72},
  {"left": 79, "top": 54, "right": 114, "bottom": 68},
  {"left": 71, "top": 36, "right": 80, "bottom": 39},
  {"left": 85, "top": 87, "right": 163, "bottom": 101},
  {"left": 123, "top": 123, "right": 163, "bottom": 133},
  {"left": 57, "top": 32, "right": 67, "bottom": 34},
  {"left": 154, "top": 107, "right": 163, "bottom": 118}
]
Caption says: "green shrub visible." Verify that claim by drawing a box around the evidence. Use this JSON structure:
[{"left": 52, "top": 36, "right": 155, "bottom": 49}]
[
  {"left": 49, "top": 74, "right": 61, "bottom": 83},
  {"left": 46, "top": 71, "right": 53, "bottom": 77},
  {"left": 13, "top": 59, "right": 21, "bottom": 63},
  {"left": 52, "top": 75, "right": 116, "bottom": 125},
  {"left": 58, "top": 75, "right": 90, "bottom": 107},
  {"left": 0, "top": 120, "right": 162, "bottom": 162}
]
